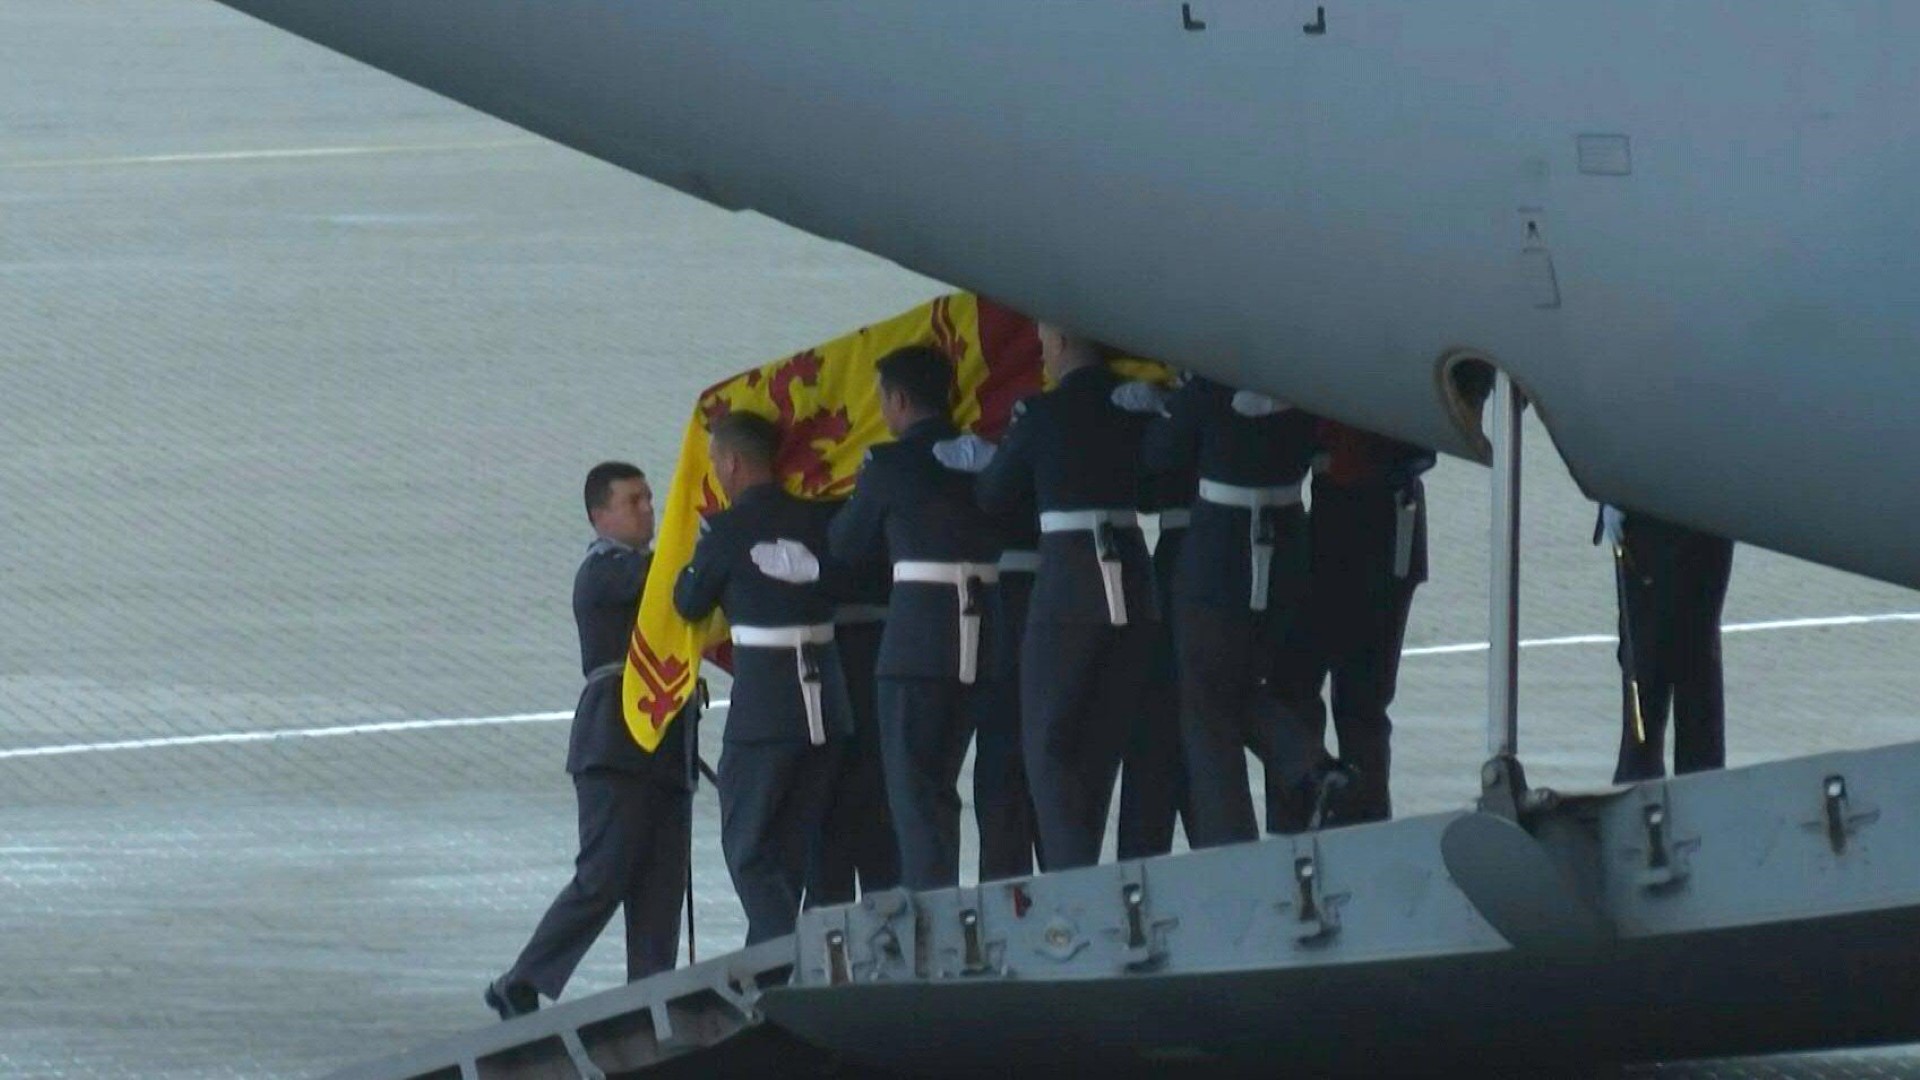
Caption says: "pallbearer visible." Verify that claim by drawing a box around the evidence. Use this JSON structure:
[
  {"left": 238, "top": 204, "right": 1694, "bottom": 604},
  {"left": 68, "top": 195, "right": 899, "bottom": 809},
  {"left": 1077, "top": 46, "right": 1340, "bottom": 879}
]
[
  {"left": 674, "top": 413, "right": 852, "bottom": 944},
  {"left": 806, "top": 556, "right": 900, "bottom": 905},
  {"left": 831, "top": 345, "right": 1003, "bottom": 889},
  {"left": 931, "top": 413, "right": 1039, "bottom": 881},
  {"left": 1286, "top": 420, "right": 1435, "bottom": 829},
  {"left": 973, "top": 494, "right": 1045, "bottom": 879},
  {"left": 978, "top": 325, "right": 1158, "bottom": 871},
  {"left": 1116, "top": 389, "right": 1196, "bottom": 859},
  {"left": 1144, "top": 377, "right": 1319, "bottom": 847}
]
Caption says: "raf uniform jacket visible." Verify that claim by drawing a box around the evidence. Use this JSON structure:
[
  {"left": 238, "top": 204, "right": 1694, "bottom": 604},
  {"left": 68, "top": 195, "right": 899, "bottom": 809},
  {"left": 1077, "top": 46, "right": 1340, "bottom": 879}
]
[
  {"left": 1144, "top": 377, "right": 1321, "bottom": 609},
  {"left": 674, "top": 483, "right": 855, "bottom": 744},
  {"left": 1312, "top": 419, "right": 1435, "bottom": 585},
  {"left": 977, "top": 363, "right": 1157, "bottom": 624},
  {"left": 829, "top": 417, "right": 1004, "bottom": 680},
  {"left": 566, "top": 538, "right": 690, "bottom": 784}
]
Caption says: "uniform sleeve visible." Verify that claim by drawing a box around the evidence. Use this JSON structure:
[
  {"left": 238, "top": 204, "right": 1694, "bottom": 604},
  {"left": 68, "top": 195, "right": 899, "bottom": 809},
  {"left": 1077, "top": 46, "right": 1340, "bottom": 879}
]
[
  {"left": 672, "top": 523, "right": 730, "bottom": 621},
  {"left": 1143, "top": 379, "right": 1206, "bottom": 475},
  {"left": 976, "top": 401, "right": 1037, "bottom": 514},
  {"left": 828, "top": 455, "right": 890, "bottom": 567},
  {"left": 581, "top": 549, "right": 650, "bottom": 611}
]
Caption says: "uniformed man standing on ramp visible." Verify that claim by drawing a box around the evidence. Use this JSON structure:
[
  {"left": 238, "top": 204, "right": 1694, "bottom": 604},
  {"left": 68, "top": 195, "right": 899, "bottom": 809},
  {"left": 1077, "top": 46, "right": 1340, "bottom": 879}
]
[
  {"left": 675, "top": 413, "right": 853, "bottom": 944},
  {"left": 978, "top": 325, "right": 1159, "bottom": 871},
  {"left": 831, "top": 345, "right": 1004, "bottom": 889},
  {"left": 487, "top": 462, "right": 694, "bottom": 1019},
  {"left": 1144, "top": 378, "right": 1320, "bottom": 847},
  {"left": 1598, "top": 505, "right": 1736, "bottom": 782}
]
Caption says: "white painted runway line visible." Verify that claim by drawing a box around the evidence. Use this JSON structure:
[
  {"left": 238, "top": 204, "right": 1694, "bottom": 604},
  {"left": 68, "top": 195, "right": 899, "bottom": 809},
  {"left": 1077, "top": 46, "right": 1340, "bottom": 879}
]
[
  {"left": 4, "top": 610, "right": 1916, "bottom": 762},
  {"left": 0, "top": 711, "right": 570, "bottom": 761},
  {"left": 0, "top": 139, "right": 542, "bottom": 171},
  {"left": 1402, "top": 610, "right": 1920, "bottom": 657}
]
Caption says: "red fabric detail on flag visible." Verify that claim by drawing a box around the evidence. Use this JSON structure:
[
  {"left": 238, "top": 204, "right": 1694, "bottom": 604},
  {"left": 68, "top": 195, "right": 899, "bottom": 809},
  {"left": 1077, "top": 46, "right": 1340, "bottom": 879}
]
[
  {"left": 627, "top": 635, "right": 693, "bottom": 731},
  {"left": 973, "top": 297, "right": 1043, "bottom": 441}
]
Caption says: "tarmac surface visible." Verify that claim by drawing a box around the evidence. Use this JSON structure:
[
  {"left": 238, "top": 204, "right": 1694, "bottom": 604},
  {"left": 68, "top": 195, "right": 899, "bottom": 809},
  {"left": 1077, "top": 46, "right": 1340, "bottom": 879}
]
[{"left": 2, "top": 3, "right": 1917, "bottom": 1078}]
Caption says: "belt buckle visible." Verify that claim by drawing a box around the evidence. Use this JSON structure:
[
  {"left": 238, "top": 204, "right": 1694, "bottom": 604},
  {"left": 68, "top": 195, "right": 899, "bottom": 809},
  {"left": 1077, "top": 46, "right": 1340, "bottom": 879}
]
[
  {"left": 1093, "top": 521, "right": 1118, "bottom": 562},
  {"left": 1254, "top": 505, "right": 1279, "bottom": 546},
  {"left": 962, "top": 575, "right": 985, "bottom": 615}
]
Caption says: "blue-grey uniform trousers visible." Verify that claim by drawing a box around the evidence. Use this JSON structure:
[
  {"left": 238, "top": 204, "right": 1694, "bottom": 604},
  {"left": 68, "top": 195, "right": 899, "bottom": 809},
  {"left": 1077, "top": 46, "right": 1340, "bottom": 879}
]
[
  {"left": 1022, "top": 619, "right": 1156, "bottom": 871},
  {"left": 878, "top": 678, "right": 982, "bottom": 890},
  {"left": 1612, "top": 517, "right": 1735, "bottom": 783},
  {"left": 808, "top": 621, "right": 900, "bottom": 905},
  {"left": 976, "top": 573, "right": 1040, "bottom": 880},
  {"left": 718, "top": 738, "right": 842, "bottom": 945},
  {"left": 505, "top": 770, "right": 691, "bottom": 996},
  {"left": 1118, "top": 529, "right": 1191, "bottom": 859}
]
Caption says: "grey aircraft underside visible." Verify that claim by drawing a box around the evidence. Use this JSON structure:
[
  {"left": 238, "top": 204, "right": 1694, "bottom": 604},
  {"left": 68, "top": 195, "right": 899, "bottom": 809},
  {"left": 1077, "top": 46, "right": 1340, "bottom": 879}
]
[
  {"left": 192, "top": 2, "right": 1920, "bottom": 1077},
  {"left": 208, "top": 0, "right": 1918, "bottom": 589}
]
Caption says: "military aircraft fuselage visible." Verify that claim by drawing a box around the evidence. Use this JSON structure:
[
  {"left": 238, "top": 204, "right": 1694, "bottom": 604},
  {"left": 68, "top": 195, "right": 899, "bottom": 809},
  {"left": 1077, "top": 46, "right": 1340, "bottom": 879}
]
[{"left": 212, "top": 1, "right": 1920, "bottom": 587}]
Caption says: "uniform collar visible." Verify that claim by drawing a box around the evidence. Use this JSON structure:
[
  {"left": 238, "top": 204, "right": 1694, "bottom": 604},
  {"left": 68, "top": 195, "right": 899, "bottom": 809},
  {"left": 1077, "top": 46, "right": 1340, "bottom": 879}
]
[
  {"left": 732, "top": 480, "right": 782, "bottom": 509},
  {"left": 901, "top": 416, "right": 957, "bottom": 444},
  {"left": 588, "top": 534, "right": 638, "bottom": 557},
  {"left": 1059, "top": 363, "right": 1111, "bottom": 390}
]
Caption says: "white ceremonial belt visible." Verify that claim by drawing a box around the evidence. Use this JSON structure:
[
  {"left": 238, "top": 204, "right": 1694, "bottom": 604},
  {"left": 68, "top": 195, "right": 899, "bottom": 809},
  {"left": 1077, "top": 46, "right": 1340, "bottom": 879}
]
[
  {"left": 996, "top": 549, "right": 1041, "bottom": 574},
  {"left": 833, "top": 604, "right": 889, "bottom": 625},
  {"left": 1199, "top": 479, "right": 1301, "bottom": 613},
  {"left": 1039, "top": 509, "right": 1141, "bottom": 533},
  {"left": 1197, "top": 478, "right": 1304, "bottom": 509},
  {"left": 894, "top": 560, "right": 1001, "bottom": 586},
  {"left": 894, "top": 561, "right": 998, "bottom": 684},
  {"left": 1153, "top": 509, "right": 1192, "bottom": 531},
  {"left": 730, "top": 623, "right": 834, "bottom": 746},
  {"left": 730, "top": 623, "right": 835, "bottom": 648},
  {"left": 1037, "top": 508, "right": 1136, "bottom": 626}
]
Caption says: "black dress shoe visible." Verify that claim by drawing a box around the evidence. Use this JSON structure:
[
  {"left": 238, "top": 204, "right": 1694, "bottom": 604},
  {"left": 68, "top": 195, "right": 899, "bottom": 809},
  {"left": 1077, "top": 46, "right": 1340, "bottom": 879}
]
[{"left": 484, "top": 977, "right": 539, "bottom": 1020}]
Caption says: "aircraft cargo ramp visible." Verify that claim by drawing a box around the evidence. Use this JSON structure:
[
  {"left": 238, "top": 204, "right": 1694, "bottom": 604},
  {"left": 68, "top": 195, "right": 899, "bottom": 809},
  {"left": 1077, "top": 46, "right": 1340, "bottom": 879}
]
[{"left": 327, "top": 742, "right": 1920, "bottom": 1079}]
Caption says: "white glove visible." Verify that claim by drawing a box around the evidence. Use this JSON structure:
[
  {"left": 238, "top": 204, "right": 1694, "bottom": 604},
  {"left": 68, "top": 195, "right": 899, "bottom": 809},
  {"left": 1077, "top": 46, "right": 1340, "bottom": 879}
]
[
  {"left": 1231, "top": 390, "right": 1290, "bottom": 417},
  {"left": 750, "top": 539, "right": 822, "bottom": 584},
  {"left": 1110, "top": 380, "right": 1170, "bottom": 416},
  {"left": 933, "top": 434, "right": 997, "bottom": 473},
  {"left": 1601, "top": 505, "right": 1626, "bottom": 547}
]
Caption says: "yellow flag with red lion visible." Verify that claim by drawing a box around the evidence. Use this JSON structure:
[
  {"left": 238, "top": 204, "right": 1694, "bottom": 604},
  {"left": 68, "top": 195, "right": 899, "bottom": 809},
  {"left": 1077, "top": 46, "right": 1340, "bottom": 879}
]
[{"left": 619, "top": 292, "right": 1049, "bottom": 749}]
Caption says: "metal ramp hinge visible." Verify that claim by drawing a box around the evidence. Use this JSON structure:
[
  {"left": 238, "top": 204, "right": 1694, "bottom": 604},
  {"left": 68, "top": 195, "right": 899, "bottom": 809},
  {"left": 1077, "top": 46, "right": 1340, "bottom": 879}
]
[
  {"left": 558, "top": 1028, "right": 607, "bottom": 1080},
  {"left": 944, "top": 887, "right": 1005, "bottom": 977},
  {"left": 1477, "top": 753, "right": 1530, "bottom": 822},
  {"left": 1808, "top": 773, "right": 1880, "bottom": 855},
  {"left": 959, "top": 905, "right": 988, "bottom": 975},
  {"left": 1632, "top": 784, "right": 1697, "bottom": 891},
  {"left": 1287, "top": 838, "right": 1346, "bottom": 944},
  {"left": 824, "top": 927, "right": 851, "bottom": 986},
  {"left": 1109, "top": 864, "right": 1175, "bottom": 971}
]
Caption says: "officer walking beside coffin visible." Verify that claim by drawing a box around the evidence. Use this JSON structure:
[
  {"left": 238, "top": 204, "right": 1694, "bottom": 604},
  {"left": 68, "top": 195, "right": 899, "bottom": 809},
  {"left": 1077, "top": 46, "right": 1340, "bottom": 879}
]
[
  {"left": 487, "top": 462, "right": 694, "bottom": 1020},
  {"left": 1597, "top": 505, "right": 1736, "bottom": 783},
  {"left": 674, "top": 413, "right": 853, "bottom": 944},
  {"left": 1144, "top": 377, "right": 1321, "bottom": 847},
  {"left": 831, "top": 345, "right": 1004, "bottom": 889},
  {"left": 977, "top": 324, "right": 1159, "bottom": 871}
]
